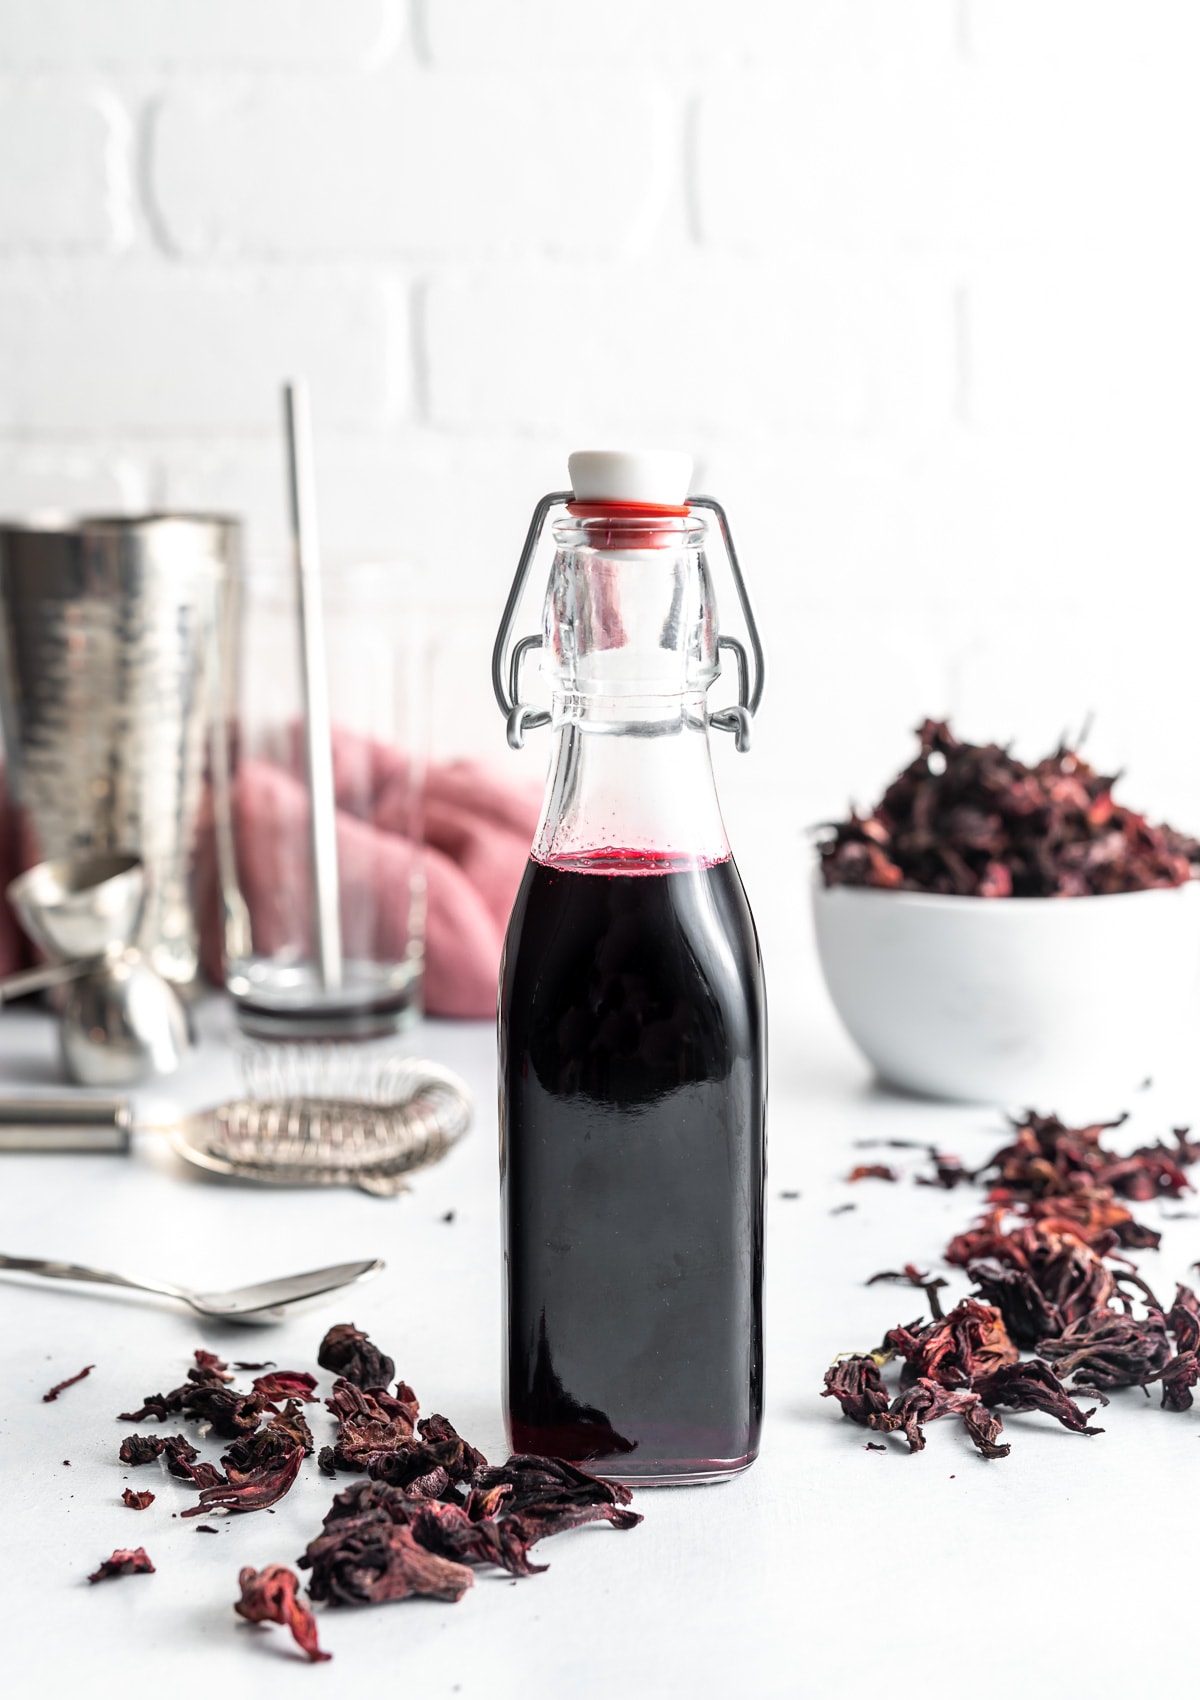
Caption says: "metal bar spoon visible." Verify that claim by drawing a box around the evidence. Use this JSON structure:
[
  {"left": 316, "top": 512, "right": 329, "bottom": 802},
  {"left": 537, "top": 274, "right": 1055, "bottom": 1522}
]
[
  {"left": 0, "top": 1252, "right": 383, "bottom": 1323},
  {"left": 284, "top": 376, "right": 343, "bottom": 993}
]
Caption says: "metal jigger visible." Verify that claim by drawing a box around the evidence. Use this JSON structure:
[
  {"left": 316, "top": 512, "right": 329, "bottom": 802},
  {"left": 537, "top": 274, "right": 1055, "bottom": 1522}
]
[{"left": 3, "top": 854, "right": 191, "bottom": 1086}]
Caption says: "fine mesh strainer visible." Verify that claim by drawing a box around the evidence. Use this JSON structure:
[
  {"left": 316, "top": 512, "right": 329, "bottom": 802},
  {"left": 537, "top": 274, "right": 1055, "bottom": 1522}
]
[{"left": 170, "top": 1047, "right": 472, "bottom": 1197}]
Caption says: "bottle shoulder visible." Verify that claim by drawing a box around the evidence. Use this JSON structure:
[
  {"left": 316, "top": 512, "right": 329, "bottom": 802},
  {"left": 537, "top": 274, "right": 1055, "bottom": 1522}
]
[{"left": 501, "top": 854, "right": 763, "bottom": 1009}]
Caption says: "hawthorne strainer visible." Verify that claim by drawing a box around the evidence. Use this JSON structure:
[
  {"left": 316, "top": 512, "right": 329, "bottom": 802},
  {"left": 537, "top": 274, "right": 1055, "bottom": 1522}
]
[{"left": 170, "top": 1053, "right": 471, "bottom": 1197}]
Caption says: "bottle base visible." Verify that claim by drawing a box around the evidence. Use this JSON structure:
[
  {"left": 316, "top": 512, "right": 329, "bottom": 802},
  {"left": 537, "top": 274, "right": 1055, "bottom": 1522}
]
[{"left": 604, "top": 1450, "right": 758, "bottom": 1488}]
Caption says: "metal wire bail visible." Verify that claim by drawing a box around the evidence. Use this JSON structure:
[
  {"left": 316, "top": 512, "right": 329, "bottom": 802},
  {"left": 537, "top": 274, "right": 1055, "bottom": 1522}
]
[{"left": 491, "top": 490, "right": 765, "bottom": 750}]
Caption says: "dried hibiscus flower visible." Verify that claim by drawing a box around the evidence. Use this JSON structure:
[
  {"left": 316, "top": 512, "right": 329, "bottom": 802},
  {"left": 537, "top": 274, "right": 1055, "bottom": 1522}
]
[
  {"left": 182, "top": 1418, "right": 306, "bottom": 1518},
  {"left": 465, "top": 1454, "right": 638, "bottom": 1528},
  {"left": 317, "top": 1323, "right": 395, "bottom": 1390},
  {"left": 818, "top": 719, "right": 1200, "bottom": 898},
  {"left": 184, "top": 1385, "right": 272, "bottom": 1439},
  {"left": 122, "top": 1489, "right": 155, "bottom": 1510},
  {"left": 1147, "top": 1352, "right": 1200, "bottom": 1412},
  {"left": 827, "top": 1100, "right": 1200, "bottom": 1460},
  {"left": 825, "top": 1362, "right": 1009, "bottom": 1459},
  {"left": 304, "top": 1451, "right": 638, "bottom": 1602},
  {"left": 88, "top": 1547, "right": 155, "bottom": 1583},
  {"left": 268, "top": 1398, "right": 315, "bottom": 1456},
  {"left": 367, "top": 1415, "right": 488, "bottom": 1499},
  {"left": 971, "top": 1361, "right": 1102, "bottom": 1435},
  {"left": 119, "top": 1433, "right": 166, "bottom": 1466},
  {"left": 873, "top": 1379, "right": 1010, "bottom": 1460},
  {"left": 1168, "top": 1283, "right": 1200, "bottom": 1354},
  {"left": 959, "top": 1220, "right": 1117, "bottom": 1344},
  {"left": 1036, "top": 1309, "right": 1172, "bottom": 1389},
  {"left": 302, "top": 1513, "right": 475, "bottom": 1606},
  {"left": 822, "top": 1355, "right": 891, "bottom": 1424},
  {"left": 321, "top": 1377, "right": 420, "bottom": 1471},
  {"left": 235, "top": 1565, "right": 330, "bottom": 1663},
  {"left": 163, "top": 1433, "right": 223, "bottom": 1488},
  {"left": 884, "top": 1298, "right": 1018, "bottom": 1389},
  {"left": 117, "top": 1350, "right": 243, "bottom": 1425}
]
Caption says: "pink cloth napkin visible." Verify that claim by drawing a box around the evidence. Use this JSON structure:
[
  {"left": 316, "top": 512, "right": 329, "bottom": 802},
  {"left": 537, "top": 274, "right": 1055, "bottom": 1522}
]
[
  {"left": 195, "top": 732, "right": 541, "bottom": 1018},
  {"left": 1, "top": 740, "right": 542, "bottom": 1020}
]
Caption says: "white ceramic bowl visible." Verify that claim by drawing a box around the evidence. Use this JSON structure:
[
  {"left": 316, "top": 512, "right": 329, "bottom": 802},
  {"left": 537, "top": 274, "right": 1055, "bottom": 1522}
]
[{"left": 812, "top": 876, "right": 1200, "bottom": 1105}]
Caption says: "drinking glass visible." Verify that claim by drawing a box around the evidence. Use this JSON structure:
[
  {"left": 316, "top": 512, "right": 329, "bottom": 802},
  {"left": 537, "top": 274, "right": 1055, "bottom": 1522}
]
[{"left": 217, "top": 562, "right": 426, "bottom": 1040}]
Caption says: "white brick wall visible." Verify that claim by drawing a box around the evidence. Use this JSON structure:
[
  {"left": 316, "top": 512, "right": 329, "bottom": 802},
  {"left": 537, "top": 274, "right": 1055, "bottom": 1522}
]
[
  {"left": 1, "top": 0, "right": 1199, "bottom": 857},
  {"left": 150, "top": 72, "right": 671, "bottom": 259},
  {"left": 2, "top": 1, "right": 397, "bottom": 68},
  {"left": 0, "top": 272, "right": 399, "bottom": 429},
  {"left": 0, "top": 82, "right": 130, "bottom": 250}
]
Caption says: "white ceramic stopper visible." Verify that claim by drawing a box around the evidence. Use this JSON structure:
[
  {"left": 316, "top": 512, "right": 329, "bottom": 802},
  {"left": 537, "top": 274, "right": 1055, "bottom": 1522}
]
[{"left": 568, "top": 449, "right": 693, "bottom": 506}]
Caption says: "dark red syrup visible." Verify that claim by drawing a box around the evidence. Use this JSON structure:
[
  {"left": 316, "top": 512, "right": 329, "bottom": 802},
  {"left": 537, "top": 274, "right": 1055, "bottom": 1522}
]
[{"left": 499, "top": 849, "right": 766, "bottom": 1482}]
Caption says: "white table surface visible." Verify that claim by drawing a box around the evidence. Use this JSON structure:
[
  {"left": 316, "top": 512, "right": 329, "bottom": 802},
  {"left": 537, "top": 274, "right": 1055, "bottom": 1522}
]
[{"left": 5, "top": 973, "right": 1200, "bottom": 1700}]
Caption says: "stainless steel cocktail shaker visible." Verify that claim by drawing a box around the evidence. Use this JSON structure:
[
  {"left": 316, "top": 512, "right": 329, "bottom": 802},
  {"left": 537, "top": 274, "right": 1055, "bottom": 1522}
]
[{"left": 0, "top": 515, "right": 240, "bottom": 987}]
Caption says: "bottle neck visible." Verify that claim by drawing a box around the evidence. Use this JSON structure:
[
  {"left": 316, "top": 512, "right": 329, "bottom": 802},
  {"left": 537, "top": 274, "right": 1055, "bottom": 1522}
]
[
  {"left": 532, "top": 691, "right": 730, "bottom": 871},
  {"left": 532, "top": 511, "right": 729, "bottom": 871}
]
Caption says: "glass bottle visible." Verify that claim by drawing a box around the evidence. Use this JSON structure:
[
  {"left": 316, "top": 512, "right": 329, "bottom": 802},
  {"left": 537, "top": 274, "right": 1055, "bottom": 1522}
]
[{"left": 494, "top": 450, "right": 766, "bottom": 1486}]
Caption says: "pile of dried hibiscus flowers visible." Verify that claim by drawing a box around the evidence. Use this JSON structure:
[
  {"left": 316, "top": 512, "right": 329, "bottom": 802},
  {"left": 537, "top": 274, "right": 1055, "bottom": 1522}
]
[
  {"left": 824, "top": 1111, "right": 1200, "bottom": 1458},
  {"left": 818, "top": 718, "right": 1200, "bottom": 897},
  {"left": 97, "top": 1320, "right": 640, "bottom": 1663}
]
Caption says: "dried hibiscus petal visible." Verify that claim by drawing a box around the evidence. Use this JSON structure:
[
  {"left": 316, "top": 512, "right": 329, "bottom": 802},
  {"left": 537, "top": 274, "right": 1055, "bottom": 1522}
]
[
  {"left": 250, "top": 1370, "right": 318, "bottom": 1403},
  {"left": 43, "top": 1363, "right": 94, "bottom": 1402},
  {"left": 122, "top": 1489, "right": 155, "bottom": 1510},
  {"left": 193, "top": 1349, "right": 233, "bottom": 1382},
  {"left": 118, "top": 1387, "right": 186, "bottom": 1424},
  {"left": 88, "top": 1547, "right": 154, "bottom": 1583},
  {"left": 918, "top": 1151, "right": 974, "bottom": 1189},
  {"left": 847, "top": 1164, "right": 898, "bottom": 1183},
  {"left": 317, "top": 1323, "right": 395, "bottom": 1390},
  {"left": 235, "top": 1564, "right": 330, "bottom": 1663}
]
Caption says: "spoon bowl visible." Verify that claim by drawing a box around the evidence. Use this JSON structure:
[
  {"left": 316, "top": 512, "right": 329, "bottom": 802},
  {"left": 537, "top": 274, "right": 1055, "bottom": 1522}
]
[{"left": 0, "top": 1252, "right": 384, "bottom": 1325}]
